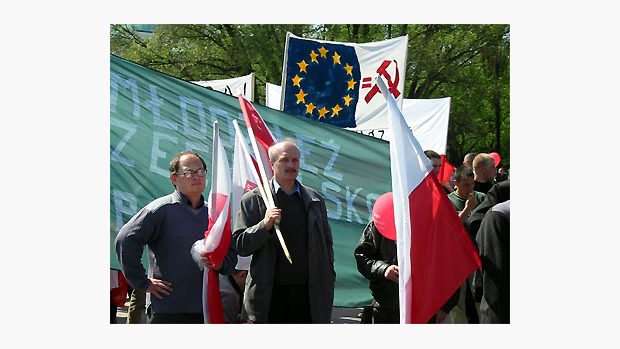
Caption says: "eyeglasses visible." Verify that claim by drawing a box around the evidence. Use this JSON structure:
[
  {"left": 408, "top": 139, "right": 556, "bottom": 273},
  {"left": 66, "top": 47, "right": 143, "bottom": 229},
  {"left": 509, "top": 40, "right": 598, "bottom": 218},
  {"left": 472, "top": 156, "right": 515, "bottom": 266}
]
[{"left": 178, "top": 168, "right": 207, "bottom": 178}]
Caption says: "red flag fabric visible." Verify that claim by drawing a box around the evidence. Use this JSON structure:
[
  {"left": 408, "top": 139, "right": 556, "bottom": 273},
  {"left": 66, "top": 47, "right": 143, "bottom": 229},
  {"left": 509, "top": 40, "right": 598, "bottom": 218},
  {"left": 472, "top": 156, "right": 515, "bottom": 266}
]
[
  {"left": 204, "top": 268, "right": 224, "bottom": 324},
  {"left": 201, "top": 121, "right": 232, "bottom": 324},
  {"left": 237, "top": 95, "right": 276, "bottom": 179},
  {"left": 438, "top": 154, "right": 455, "bottom": 187},
  {"left": 110, "top": 268, "right": 128, "bottom": 308},
  {"left": 377, "top": 77, "right": 482, "bottom": 324},
  {"left": 237, "top": 94, "right": 294, "bottom": 264}
]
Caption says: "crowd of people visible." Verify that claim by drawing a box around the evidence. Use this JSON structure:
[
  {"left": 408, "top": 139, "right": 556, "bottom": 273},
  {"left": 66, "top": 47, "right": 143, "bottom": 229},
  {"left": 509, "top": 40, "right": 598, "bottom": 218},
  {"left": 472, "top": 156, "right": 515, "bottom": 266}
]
[
  {"left": 354, "top": 151, "right": 510, "bottom": 324},
  {"left": 111, "top": 143, "right": 509, "bottom": 324}
]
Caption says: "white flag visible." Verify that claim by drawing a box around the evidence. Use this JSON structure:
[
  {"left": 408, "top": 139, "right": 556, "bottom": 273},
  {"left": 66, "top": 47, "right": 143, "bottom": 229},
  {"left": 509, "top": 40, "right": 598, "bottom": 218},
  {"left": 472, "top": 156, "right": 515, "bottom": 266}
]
[
  {"left": 193, "top": 73, "right": 255, "bottom": 101},
  {"left": 281, "top": 32, "right": 408, "bottom": 130}
]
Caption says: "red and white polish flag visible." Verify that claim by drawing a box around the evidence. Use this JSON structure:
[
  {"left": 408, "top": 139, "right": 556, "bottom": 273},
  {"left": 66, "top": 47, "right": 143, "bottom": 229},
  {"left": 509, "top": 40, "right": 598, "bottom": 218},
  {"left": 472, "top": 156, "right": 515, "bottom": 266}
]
[
  {"left": 237, "top": 95, "right": 277, "bottom": 180},
  {"left": 201, "top": 121, "right": 232, "bottom": 324},
  {"left": 232, "top": 119, "right": 261, "bottom": 221},
  {"left": 377, "top": 77, "right": 482, "bottom": 324},
  {"left": 231, "top": 119, "right": 260, "bottom": 268}
]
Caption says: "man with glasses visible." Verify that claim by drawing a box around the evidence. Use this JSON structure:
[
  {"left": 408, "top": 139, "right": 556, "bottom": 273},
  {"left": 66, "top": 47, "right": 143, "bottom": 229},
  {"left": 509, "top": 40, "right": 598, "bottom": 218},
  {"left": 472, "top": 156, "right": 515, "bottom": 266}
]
[{"left": 115, "top": 150, "right": 238, "bottom": 324}]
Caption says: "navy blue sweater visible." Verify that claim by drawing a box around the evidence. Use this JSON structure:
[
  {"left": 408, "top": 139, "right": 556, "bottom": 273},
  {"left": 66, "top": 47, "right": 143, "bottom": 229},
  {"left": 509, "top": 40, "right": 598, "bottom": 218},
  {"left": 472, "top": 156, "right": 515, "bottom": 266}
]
[{"left": 115, "top": 190, "right": 237, "bottom": 314}]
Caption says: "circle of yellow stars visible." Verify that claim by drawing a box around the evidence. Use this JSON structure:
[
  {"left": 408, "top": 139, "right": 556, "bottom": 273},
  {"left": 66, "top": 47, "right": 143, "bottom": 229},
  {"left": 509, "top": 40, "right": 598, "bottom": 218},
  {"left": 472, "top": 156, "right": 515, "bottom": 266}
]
[{"left": 290, "top": 46, "right": 357, "bottom": 119}]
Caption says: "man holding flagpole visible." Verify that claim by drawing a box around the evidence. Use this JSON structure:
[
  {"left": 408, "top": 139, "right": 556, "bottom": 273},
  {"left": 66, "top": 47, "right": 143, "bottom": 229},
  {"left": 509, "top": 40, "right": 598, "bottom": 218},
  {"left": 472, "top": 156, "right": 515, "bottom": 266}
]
[
  {"left": 233, "top": 139, "right": 335, "bottom": 324},
  {"left": 115, "top": 150, "right": 238, "bottom": 324}
]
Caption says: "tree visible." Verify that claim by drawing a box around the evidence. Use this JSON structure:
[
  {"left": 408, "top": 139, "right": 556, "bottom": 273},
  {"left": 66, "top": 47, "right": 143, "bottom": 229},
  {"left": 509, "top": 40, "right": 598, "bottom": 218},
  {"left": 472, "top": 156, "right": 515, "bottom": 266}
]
[{"left": 110, "top": 24, "right": 510, "bottom": 165}]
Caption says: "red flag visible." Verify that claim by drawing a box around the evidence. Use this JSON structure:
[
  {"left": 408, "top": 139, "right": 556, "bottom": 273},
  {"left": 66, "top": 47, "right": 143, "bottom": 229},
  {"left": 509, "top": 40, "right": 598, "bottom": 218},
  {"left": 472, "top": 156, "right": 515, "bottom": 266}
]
[
  {"left": 438, "top": 154, "right": 455, "bottom": 187},
  {"left": 237, "top": 95, "right": 276, "bottom": 179},
  {"left": 110, "top": 268, "right": 128, "bottom": 308},
  {"left": 201, "top": 121, "right": 232, "bottom": 324},
  {"left": 378, "top": 77, "right": 481, "bottom": 324},
  {"left": 237, "top": 95, "right": 293, "bottom": 264}
]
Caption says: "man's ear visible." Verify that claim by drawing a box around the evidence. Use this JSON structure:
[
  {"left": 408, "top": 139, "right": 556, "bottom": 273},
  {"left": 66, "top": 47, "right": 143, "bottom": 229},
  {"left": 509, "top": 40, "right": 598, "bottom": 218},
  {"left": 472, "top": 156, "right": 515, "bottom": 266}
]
[{"left": 170, "top": 173, "right": 177, "bottom": 188}]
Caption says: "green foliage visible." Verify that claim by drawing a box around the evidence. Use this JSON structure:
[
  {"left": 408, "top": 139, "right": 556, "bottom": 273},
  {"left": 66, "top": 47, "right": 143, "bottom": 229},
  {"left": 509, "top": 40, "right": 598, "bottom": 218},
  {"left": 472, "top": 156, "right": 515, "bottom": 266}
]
[{"left": 110, "top": 24, "right": 510, "bottom": 165}]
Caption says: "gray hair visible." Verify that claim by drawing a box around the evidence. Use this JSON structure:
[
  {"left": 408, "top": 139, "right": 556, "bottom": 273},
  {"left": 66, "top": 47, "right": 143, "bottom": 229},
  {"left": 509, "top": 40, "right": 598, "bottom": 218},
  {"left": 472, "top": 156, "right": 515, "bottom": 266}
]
[{"left": 267, "top": 138, "right": 299, "bottom": 162}]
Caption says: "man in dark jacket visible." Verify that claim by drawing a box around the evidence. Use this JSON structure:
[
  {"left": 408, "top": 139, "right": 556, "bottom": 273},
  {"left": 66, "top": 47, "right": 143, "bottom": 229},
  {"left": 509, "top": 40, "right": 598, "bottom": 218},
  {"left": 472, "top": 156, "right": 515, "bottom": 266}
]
[
  {"left": 354, "top": 220, "right": 399, "bottom": 323},
  {"left": 233, "top": 140, "right": 335, "bottom": 323},
  {"left": 477, "top": 200, "right": 510, "bottom": 323},
  {"left": 355, "top": 202, "right": 459, "bottom": 323},
  {"left": 467, "top": 179, "right": 510, "bottom": 242},
  {"left": 466, "top": 179, "right": 510, "bottom": 311}
]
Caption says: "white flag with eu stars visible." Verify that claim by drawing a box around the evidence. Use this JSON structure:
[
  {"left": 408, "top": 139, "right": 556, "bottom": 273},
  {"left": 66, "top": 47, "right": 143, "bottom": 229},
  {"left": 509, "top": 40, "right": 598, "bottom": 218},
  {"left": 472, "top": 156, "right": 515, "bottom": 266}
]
[{"left": 281, "top": 32, "right": 408, "bottom": 131}]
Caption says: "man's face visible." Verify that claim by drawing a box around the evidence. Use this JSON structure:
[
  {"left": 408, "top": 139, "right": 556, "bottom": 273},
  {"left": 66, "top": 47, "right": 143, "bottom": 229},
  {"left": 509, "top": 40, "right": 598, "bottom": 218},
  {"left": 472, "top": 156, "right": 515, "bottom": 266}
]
[
  {"left": 170, "top": 154, "right": 206, "bottom": 198},
  {"left": 455, "top": 176, "right": 475, "bottom": 196},
  {"left": 431, "top": 158, "right": 442, "bottom": 176},
  {"left": 271, "top": 142, "right": 300, "bottom": 184}
]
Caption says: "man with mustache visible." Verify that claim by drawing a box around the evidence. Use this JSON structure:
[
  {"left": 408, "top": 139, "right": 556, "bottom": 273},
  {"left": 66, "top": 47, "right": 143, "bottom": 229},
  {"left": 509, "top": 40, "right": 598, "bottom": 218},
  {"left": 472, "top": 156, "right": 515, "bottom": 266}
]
[{"left": 233, "top": 139, "right": 335, "bottom": 323}]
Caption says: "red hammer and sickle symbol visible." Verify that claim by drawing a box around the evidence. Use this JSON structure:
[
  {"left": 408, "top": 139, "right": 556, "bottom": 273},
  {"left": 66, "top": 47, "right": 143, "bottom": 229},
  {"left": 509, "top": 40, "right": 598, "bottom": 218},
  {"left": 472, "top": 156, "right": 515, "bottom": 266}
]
[{"left": 364, "top": 60, "right": 401, "bottom": 103}]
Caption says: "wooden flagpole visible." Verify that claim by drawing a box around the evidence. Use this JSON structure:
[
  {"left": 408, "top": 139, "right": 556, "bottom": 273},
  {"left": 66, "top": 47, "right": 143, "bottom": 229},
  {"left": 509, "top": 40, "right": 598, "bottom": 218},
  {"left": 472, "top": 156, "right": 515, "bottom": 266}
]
[{"left": 246, "top": 127, "right": 293, "bottom": 264}]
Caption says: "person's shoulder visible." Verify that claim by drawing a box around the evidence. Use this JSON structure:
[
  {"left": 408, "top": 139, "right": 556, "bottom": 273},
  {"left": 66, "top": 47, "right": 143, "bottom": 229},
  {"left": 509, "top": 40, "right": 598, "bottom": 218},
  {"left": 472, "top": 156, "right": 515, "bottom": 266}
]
[
  {"left": 240, "top": 187, "right": 263, "bottom": 202},
  {"left": 300, "top": 183, "right": 323, "bottom": 201},
  {"left": 447, "top": 191, "right": 463, "bottom": 202},
  {"left": 491, "top": 200, "right": 510, "bottom": 217},
  {"left": 144, "top": 192, "right": 178, "bottom": 212},
  {"left": 118, "top": 193, "right": 177, "bottom": 233}
]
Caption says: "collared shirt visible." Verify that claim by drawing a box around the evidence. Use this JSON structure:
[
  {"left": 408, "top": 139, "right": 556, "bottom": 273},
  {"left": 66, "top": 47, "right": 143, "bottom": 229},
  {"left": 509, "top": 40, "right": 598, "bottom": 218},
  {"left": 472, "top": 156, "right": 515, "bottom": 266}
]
[
  {"left": 448, "top": 191, "right": 487, "bottom": 214},
  {"left": 176, "top": 190, "right": 205, "bottom": 213},
  {"left": 272, "top": 178, "right": 301, "bottom": 196}
]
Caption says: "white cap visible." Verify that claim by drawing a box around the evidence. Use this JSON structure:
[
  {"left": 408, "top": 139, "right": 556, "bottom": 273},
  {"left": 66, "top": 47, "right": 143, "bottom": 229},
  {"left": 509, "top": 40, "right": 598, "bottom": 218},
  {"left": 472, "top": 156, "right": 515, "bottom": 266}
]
[{"left": 235, "top": 255, "right": 252, "bottom": 271}]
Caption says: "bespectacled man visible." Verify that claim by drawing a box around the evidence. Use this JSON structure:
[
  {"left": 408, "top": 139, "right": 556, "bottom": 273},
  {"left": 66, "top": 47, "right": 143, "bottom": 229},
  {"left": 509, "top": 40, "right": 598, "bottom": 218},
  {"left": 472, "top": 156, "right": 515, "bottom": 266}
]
[{"left": 115, "top": 150, "right": 238, "bottom": 324}]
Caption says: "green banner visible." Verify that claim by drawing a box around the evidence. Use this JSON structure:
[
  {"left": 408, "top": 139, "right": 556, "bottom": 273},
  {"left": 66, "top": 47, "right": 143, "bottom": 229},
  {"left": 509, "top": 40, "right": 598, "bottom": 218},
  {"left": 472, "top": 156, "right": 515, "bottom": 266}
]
[{"left": 110, "top": 55, "right": 392, "bottom": 307}]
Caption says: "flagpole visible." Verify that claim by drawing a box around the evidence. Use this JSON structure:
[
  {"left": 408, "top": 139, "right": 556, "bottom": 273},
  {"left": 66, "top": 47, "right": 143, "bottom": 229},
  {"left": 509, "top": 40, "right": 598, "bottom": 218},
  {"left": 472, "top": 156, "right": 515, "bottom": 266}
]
[
  {"left": 232, "top": 119, "right": 270, "bottom": 211},
  {"left": 210, "top": 121, "right": 219, "bottom": 212},
  {"left": 245, "top": 126, "right": 293, "bottom": 264},
  {"left": 205, "top": 120, "right": 221, "bottom": 325}
]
